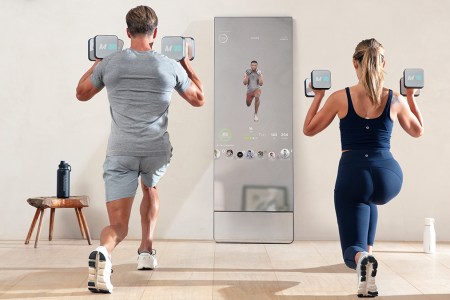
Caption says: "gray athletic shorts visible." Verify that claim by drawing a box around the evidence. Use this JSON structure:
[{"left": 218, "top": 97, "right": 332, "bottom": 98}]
[{"left": 103, "top": 154, "right": 171, "bottom": 202}]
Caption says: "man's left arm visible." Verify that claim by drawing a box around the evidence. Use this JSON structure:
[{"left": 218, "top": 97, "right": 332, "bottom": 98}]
[{"left": 76, "top": 60, "right": 103, "bottom": 101}]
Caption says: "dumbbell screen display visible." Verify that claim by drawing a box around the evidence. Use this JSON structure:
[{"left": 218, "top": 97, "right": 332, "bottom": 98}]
[
  {"left": 161, "top": 36, "right": 185, "bottom": 61},
  {"left": 404, "top": 68, "right": 424, "bottom": 88},
  {"left": 400, "top": 78, "right": 420, "bottom": 97},
  {"left": 94, "top": 35, "right": 119, "bottom": 59},
  {"left": 311, "top": 70, "right": 331, "bottom": 89}
]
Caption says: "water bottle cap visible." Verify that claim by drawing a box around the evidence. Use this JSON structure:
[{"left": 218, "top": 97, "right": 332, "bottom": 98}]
[
  {"left": 425, "top": 218, "right": 435, "bottom": 225},
  {"left": 58, "top": 161, "right": 71, "bottom": 170}
]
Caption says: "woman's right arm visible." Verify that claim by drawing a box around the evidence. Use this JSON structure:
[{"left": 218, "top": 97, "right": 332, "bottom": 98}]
[
  {"left": 303, "top": 90, "right": 341, "bottom": 136},
  {"left": 395, "top": 89, "right": 424, "bottom": 137}
]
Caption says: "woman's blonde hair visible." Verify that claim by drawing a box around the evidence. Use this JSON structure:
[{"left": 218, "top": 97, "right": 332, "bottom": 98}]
[{"left": 353, "top": 38, "right": 385, "bottom": 106}]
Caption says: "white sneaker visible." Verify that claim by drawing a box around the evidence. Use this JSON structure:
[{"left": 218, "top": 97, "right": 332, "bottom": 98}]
[
  {"left": 366, "top": 255, "right": 379, "bottom": 297},
  {"left": 356, "top": 252, "right": 378, "bottom": 298},
  {"left": 137, "top": 249, "right": 157, "bottom": 270},
  {"left": 88, "top": 246, "right": 113, "bottom": 293},
  {"left": 254, "top": 114, "right": 259, "bottom": 122}
]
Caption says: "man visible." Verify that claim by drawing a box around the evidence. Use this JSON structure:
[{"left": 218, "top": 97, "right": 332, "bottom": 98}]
[
  {"left": 243, "top": 60, "right": 263, "bottom": 122},
  {"left": 76, "top": 5, "right": 204, "bottom": 294}
]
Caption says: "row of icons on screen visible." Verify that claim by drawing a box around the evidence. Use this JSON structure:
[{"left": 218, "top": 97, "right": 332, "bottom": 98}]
[{"left": 214, "top": 149, "right": 291, "bottom": 159}]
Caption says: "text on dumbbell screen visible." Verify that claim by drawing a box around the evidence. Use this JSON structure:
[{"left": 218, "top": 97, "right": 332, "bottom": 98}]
[
  {"left": 407, "top": 74, "right": 423, "bottom": 81},
  {"left": 165, "top": 45, "right": 183, "bottom": 52},
  {"left": 98, "top": 43, "right": 118, "bottom": 51},
  {"left": 315, "top": 76, "right": 330, "bottom": 82}
]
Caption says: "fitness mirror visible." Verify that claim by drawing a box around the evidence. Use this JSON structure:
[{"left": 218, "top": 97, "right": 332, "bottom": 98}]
[{"left": 214, "top": 17, "right": 293, "bottom": 243}]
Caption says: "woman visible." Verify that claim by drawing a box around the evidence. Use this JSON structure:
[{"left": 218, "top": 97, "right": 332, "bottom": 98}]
[{"left": 303, "top": 38, "right": 424, "bottom": 297}]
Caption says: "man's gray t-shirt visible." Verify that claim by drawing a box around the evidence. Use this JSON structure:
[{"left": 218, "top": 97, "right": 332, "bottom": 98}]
[
  {"left": 91, "top": 49, "right": 191, "bottom": 156},
  {"left": 247, "top": 71, "right": 260, "bottom": 92}
]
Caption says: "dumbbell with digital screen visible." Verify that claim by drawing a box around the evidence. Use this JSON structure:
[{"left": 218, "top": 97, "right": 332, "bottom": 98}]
[
  {"left": 304, "top": 70, "right": 331, "bottom": 97},
  {"left": 161, "top": 36, "right": 195, "bottom": 61},
  {"left": 88, "top": 35, "right": 124, "bottom": 61},
  {"left": 245, "top": 68, "right": 262, "bottom": 76},
  {"left": 400, "top": 68, "right": 424, "bottom": 97}
]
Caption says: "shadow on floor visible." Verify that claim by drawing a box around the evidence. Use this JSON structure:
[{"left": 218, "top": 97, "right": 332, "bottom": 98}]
[
  {"left": 156, "top": 263, "right": 354, "bottom": 274},
  {"left": 0, "top": 263, "right": 448, "bottom": 299}
]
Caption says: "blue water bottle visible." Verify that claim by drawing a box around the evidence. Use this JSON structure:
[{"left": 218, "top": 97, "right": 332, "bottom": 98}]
[{"left": 57, "top": 161, "right": 71, "bottom": 198}]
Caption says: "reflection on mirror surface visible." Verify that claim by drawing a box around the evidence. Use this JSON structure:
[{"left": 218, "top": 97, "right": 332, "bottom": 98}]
[{"left": 214, "top": 17, "right": 293, "bottom": 213}]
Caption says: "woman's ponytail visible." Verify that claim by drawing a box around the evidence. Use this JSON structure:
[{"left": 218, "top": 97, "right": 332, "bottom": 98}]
[{"left": 353, "top": 39, "right": 385, "bottom": 106}]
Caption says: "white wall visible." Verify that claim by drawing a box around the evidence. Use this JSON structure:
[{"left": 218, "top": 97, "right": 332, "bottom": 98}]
[{"left": 1, "top": 0, "right": 449, "bottom": 242}]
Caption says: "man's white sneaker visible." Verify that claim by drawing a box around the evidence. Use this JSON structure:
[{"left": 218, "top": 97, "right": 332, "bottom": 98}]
[
  {"left": 254, "top": 114, "right": 259, "bottom": 122},
  {"left": 137, "top": 249, "right": 158, "bottom": 270},
  {"left": 356, "top": 252, "right": 378, "bottom": 298},
  {"left": 88, "top": 246, "right": 113, "bottom": 293}
]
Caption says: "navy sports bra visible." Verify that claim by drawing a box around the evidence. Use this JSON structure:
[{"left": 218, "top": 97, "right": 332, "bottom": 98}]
[{"left": 340, "top": 87, "right": 393, "bottom": 151}]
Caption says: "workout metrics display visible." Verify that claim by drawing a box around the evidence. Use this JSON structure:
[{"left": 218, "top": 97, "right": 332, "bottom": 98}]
[{"left": 214, "top": 17, "right": 293, "bottom": 213}]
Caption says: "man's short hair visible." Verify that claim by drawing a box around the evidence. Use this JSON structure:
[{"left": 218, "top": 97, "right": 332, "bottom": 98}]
[
  {"left": 251, "top": 60, "right": 258, "bottom": 64},
  {"left": 126, "top": 5, "right": 158, "bottom": 37}
]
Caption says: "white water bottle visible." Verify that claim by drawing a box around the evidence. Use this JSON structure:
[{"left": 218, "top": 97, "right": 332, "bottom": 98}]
[{"left": 423, "top": 218, "right": 436, "bottom": 254}]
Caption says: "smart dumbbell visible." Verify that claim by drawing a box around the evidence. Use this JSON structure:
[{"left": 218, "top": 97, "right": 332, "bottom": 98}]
[
  {"left": 161, "top": 36, "right": 195, "bottom": 61},
  {"left": 304, "top": 70, "right": 332, "bottom": 97},
  {"left": 88, "top": 35, "right": 124, "bottom": 61},
  {"left": 245, "top": 69, "right": 262, "bottom": 76},
  {"left": 400, "top": 68, "right": 424, "bottom": 97}
]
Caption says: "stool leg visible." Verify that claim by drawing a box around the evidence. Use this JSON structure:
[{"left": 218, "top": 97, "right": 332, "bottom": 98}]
[
  {"left": 34, "top": 208, "right": 46, "bottom": 248},
  {"left": 78, "top": 208, "right": 92, "bottom": 245},
  {"left": 49, "top": 208, "right": 55, "bottom": 241},
  {"left": 25, "top": 208, "right": 41, "bottom": 245},
  {"left": 75, "top": 208, "right": 86, "bottom": 239}
]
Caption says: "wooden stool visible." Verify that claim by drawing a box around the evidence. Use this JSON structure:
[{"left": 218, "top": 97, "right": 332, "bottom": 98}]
[{"left": 25, "top": 196, "right": 92, "bottom": 248}]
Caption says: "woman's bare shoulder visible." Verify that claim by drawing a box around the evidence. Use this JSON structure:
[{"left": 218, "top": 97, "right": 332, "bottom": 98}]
[
  {"left": 328, "top": 88, "right": 347, "bottom": 101},
  {"left": 389, "top": 90, "right": 405, "bottom": 105}
]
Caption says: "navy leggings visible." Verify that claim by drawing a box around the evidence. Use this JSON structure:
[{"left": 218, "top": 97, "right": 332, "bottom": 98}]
[{"left": 334, "top": 150, "right": 403, "bottom": 269}]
